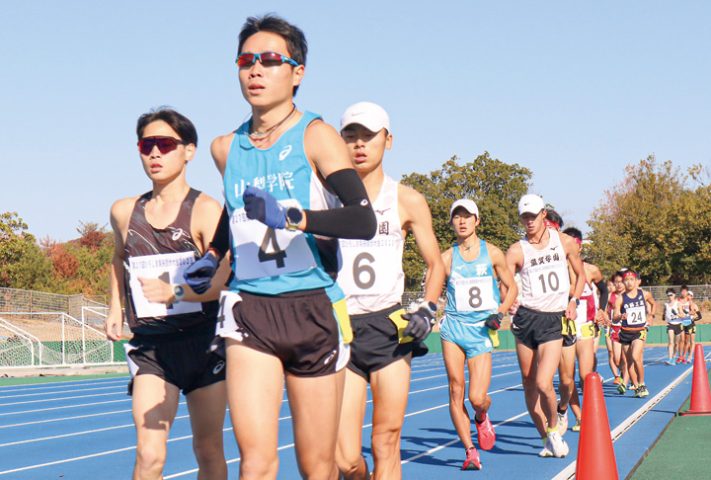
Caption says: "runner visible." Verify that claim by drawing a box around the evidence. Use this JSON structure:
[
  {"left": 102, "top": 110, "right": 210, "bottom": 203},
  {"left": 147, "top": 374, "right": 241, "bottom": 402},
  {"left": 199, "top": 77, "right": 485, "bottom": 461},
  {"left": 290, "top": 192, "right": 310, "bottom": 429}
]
[
  {"left": 681, "top": 290, "right": 701, "bottom": 363},
  {"left": 440, "top": 199, "right": 518, "bottom": 470},
  {"left": 606, "top": 272, "right": 626, "bottom": 388},
  {"left": 334, "top": 101, "right": 446, "bottom": 480},
  {"left": 505, "top": 194, "right": 586, "bottom": 458},
  {"left": 663, "top": 288, "right": 683, "bottom": 365},
  {"left": 612, "top": 270, "right": 656, "bottom": 398},
  {"left": 182, "top": 15, "right": 377, "bottom": 478},
  {"left": 105, "top": 108, "right": 229, "bottom": 480}
]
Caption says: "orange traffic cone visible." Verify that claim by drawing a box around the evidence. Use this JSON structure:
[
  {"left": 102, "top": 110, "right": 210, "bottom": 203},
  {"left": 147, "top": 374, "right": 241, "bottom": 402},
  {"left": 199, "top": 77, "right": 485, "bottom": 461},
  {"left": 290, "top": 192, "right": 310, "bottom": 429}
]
[
  {"left": 682, "top": 344, "right": 711, "bottom": 416},
  {"left": 576, "top": 372, "right": 619, "bottom": 480}
]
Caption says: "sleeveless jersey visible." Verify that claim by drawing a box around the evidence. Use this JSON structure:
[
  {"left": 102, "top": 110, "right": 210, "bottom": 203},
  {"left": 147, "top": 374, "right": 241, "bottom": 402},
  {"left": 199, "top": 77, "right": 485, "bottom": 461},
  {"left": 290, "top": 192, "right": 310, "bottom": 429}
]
[
  {"left": 664, "top": 300, "right": 682, "bottom": 325},
  {"left": 123, "top": 189, "right": 218, "bottom": 334},
  {"left": 576, "top": 279, "right": 596, "bottom": 325},
  {"left": 518, "top": 229, "right": 570, "bottom": 312},
  {"left": 223, "top": 111, "right": 342, "bottom": 296},
  {"left": 338, "top": 176, "right": 404, "bottom": 314},
  {"left": 444, "top": 240, "right": 501, "bottom": 323},
  {"left": 608, "top": 291, "right": 621, "bottom": 326},
  {"left": 620, "top": 290, "right": 647, "bottom": 330},
  {"left": 677, "top": 297, "right": 693, "bottom": 322}
]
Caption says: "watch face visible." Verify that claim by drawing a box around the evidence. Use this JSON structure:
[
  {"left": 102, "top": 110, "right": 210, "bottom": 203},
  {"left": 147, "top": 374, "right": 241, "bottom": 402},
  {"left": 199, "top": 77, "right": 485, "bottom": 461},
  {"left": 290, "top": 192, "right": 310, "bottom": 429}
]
[
  {"left": 286, "top": 207, "right": 303, "bottom": 225},
  {"left": 174, "top": 285, "right": 185, "bottom": 298}
]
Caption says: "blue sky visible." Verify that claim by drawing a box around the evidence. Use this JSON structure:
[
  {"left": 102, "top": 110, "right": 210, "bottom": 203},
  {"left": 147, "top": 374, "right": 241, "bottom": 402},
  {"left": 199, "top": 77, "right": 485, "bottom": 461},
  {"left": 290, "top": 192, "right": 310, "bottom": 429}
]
[{"left": 1, "top": 1, "right": 709, "bottom": 242}]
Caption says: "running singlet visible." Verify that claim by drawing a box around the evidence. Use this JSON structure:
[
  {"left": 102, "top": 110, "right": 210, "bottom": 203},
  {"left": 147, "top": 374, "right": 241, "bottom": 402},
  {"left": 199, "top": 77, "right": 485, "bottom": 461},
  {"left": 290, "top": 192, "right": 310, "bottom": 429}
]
[
  {"left": 123, "top": 189, "right": 218, "bottom": 334},
  {"left": 518, "top": 229, "right": 571, "bottom": 312},
  {"left": 338, "top": 176, "right": 404, "bottom": 314},
  {"left": 664, "top": 301, "right": 682, "bottom": 325},
  {"left": 223, "top": 112, "right": 342, "bottom": 296},
  {"left": 608, "top": 292, "right": 621, "bottom": 327},
  {"left": 677, "top": 298, "right": 693, "bottom": 324},
  {"left": 444, "top": 240, "right": 500, "bottom": 323},
  {"left": 576, "top": 279, "right": 597, "bottom": 326},
  {"left": 621, "top": 290, "right": 647, "bottom": 330}
]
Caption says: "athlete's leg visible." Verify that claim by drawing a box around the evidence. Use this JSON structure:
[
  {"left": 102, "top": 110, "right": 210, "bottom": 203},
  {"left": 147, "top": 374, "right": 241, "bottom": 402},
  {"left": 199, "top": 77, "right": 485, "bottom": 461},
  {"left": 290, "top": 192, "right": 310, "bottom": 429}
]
[
  {"left": 614, "top": 340, "right": 629, "bottom": 385},
  {"left": 132, "top": 374, "right": 180, "bottom": 480},
  {"left": 186, "top": 381, "right": 228, "bottom": 480},
  {"left": 631, "top": 339, "right": 645, "bottom": 385},
  {"left": 286, "top": 368, "right": 345, "bottom": 480},
  {"left": 688, "top": 330, "right": 696, "bottom": 361},
  {"left": 667, "top": 329, "right": 676, "bottom": 361},
  {"left": 592, "top": 328, "right": 601, "bottom": 372},
  {"left": 226, "top": 341, "right": 284, "bottom": 480},
  {"left": 443, "top": 340, "right": 475, "bottom": 449},
  {"left": 369, "top": 356, "right": 412, "bottom": 480},
  {"left": 515, "top": 340, "right": 547, "bottom": 437},
  {"left": 557, "top": 346, "right": 576, "bottom": 412},
  {"left": 536, "top": 339, "right": 564, "bottom": 430},
  {"left": 575, "top": 338, "right": 595, "bottom": 390},
  {"left": 467, "top": 352, "right": 493, "bottom": 421},
  {"left": 336, "top": 370, "right": 369, "bottom": 480},
  {"left": 605, "top": 334, "right": 620, "bottom": 378}
]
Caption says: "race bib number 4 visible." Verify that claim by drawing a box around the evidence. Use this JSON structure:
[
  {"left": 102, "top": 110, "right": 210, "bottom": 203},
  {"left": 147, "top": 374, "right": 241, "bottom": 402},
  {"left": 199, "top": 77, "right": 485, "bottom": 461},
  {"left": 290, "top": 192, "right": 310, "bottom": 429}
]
[
  {"left": 453, "top": 276, "right": 497, "bottom": 312},
  {"left": 230, "top": 202, "right": 317, "bottom": 281},
  {"left": 128, "top": 252, "right": 202, "bottom": 319}
]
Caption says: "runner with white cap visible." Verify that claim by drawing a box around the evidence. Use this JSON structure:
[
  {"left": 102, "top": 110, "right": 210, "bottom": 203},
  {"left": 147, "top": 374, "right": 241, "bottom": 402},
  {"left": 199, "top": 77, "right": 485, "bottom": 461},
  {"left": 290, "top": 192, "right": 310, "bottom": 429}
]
[
  {"left": 440, "top": 198, "right": 518, "bottom": 470},
  {"left": 504, "top": 194, "right": 585, "bottom": 458},
  {"left": 335, "top": 101, "right": 446, "bottom": 480}
]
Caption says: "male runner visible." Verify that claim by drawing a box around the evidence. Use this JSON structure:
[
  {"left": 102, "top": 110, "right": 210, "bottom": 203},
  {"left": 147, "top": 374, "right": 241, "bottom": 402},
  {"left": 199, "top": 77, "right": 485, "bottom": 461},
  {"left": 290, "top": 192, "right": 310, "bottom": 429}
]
[
  {"left": 505, "top": 194, "right": 586, "bottom": 458},
  {"left": 335, "top": 102, "right": 445, "bottom": 480},
  {"left": 183, "top": 15, "right": 378, "bottom": 478},
  {"left": 663, "top": 288, "right": 682, "bottom": 365},
  {"left": 680, "top": 290, "right": 701, "bottom": 363},
  {"left": 441, "top": 199, "right": 517, "bottom": 470},
  {"left": 612, "top": 270, "right": 656, "bottom": 398},
  {"left": 606, "top": 272, "right": 626, "bottom": 386},
  {"left": 106, "top": 108, "right": 229, "bottom": 480}
]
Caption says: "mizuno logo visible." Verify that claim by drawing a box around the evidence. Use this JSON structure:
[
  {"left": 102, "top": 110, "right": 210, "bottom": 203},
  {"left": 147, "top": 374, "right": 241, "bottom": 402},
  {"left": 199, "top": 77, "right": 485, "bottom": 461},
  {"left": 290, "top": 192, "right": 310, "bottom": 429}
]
[{"left": 375, "top": 207, "right": 391, "bottom": 215}]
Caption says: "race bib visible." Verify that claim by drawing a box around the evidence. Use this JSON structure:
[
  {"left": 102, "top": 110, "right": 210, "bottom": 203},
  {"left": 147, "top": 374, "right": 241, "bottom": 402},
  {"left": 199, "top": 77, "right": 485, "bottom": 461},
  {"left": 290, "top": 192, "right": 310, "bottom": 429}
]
[
  {"left": 626, "top": 305, "right": 647, "bottom": 326},
  {"left": 575, "top": 299, "right": 589, "bottom": 326},
  {"left": 215, "top": 290, "right": 242, "bottom": 338},
  {"left": 453, "top": 276, "right": 497, "bottom": 312},
  {"left": 230, "top": 200, "right": 317, "bottom": 281},
  {"left": 339, "top": 241, "right": 400, "bottom": 296},
  {"left": 128, "top": 252, "right": 202, "bottom": 318}
]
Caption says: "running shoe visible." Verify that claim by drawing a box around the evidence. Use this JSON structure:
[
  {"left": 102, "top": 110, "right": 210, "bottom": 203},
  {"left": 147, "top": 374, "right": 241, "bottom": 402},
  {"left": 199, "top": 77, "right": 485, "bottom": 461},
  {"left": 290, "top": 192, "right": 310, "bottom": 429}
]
[
  {"left": 617, "top": 383, "right": 627, "bottom": 395},
  {"left": 572, "top": 419, "right": 581, "bottom": 432},
  {"left": 543, "top": 431, "right": 569, "bottom": 458},
  {"left": 613, "top": 376, "right": 623, "bottom": 386},
  {"left": 556, "top": 411, "right": 568, "bottom": 436},
  {"left": 629, "top": 384, "right": 637, "bottom": 392},
  {"left": 475, "top": 413, "right": 496, "bottom": 451},
  {"left": 665, "top": 358, "right": 676, "bottom": 366},
  {"left": 636, "top": 384, "right": 649, "bottom": 398},
  {"left": 676, "top": 356, "right": 684, "bottom": 364},
  {"left": 462, "top": 446, "right": 482, "bottom": 470}
]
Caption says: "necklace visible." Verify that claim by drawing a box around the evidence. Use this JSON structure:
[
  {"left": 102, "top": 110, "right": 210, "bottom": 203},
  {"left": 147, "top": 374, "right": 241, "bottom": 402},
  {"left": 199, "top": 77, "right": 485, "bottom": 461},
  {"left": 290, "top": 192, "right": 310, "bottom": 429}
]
[
  {"left": 249, "top": 104, "right": 297, "bottom": 140},
  {"left": 528, "top": 228, "right": 548, "bottom": 245}
]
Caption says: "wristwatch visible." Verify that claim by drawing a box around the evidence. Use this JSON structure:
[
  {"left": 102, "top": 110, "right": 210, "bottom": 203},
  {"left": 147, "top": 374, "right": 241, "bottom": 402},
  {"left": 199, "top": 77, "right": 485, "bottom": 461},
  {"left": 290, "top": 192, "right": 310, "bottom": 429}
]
[
  {"left": 570, "top": 296, "right": 580, "bottom": 306},
  {"left": 285, "top": 206, "right": 304, "bottom": 231},
  {"left": 173, "top": 284, "right": 185, "bottom": 302}
]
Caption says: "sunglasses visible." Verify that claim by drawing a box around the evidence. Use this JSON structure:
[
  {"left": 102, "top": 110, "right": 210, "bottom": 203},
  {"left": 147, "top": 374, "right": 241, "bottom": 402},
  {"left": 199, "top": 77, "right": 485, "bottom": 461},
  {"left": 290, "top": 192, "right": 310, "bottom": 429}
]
[
  {"left": 137, "top": 136, "right": 185, "bottom": 155},
  {"left": 236, "top": 51, "right": 299, "bottom": 68}
]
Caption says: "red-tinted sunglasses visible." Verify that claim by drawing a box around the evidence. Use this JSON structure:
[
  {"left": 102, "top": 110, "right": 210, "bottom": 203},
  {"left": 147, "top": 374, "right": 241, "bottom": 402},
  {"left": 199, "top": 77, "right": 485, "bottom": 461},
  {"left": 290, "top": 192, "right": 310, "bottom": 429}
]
[
  {"left": 137, "top": 136, "right": 185, "bottom": 155},
  {"left": 236, "top": 51, "right": 300, "bottom": 68}
]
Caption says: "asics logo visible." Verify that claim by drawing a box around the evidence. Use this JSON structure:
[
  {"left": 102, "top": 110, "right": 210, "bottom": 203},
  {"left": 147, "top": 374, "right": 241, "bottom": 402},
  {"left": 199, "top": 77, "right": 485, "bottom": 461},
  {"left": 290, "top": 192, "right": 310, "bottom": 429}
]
[
  {"left": 171, "top": 228, "right": 185, "bottom": 241},
  {"left": 279, "top": 145, "right": 293, "bottom": 161},
  {"left": 212, "top": 360, "right": 226, "bottom": 375},
  {"left": 323, "top": 349, "right": 337, "bottom": 365}
]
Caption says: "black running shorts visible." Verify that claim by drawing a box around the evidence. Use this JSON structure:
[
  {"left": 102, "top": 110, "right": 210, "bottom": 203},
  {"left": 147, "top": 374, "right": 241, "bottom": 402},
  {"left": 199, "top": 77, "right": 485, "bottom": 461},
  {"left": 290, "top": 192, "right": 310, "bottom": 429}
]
[
  {"left": 618, "top": 328, "right": 647, "bottom": 345},
  {"left": 666, "top": 324, "right": 683, "bottom": 335},
  {"left": 348, "top": 304, "right": 428, "bottom": 381},
  {"left": 511, "top": 306, "right": 564, "bottom": 349},
  {"left": 126, "top": 324, "right": 225, "bottom": 395}
]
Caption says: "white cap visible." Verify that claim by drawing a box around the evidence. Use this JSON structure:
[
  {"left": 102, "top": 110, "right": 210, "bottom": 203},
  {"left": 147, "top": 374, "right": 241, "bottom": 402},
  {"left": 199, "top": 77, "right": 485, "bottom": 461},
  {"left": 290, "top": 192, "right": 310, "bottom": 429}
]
[
  {"left": 340, "top": 101, "right": 390, "bottom": 133},
  {"left": 688, "top": 291, "right": 694, "bottom": 297},
  {"left": 450, "top": 199, "right": 479, "bottom": 220},
  {"left": 518, "top": 194, "right": 545, "bottom": 215}
]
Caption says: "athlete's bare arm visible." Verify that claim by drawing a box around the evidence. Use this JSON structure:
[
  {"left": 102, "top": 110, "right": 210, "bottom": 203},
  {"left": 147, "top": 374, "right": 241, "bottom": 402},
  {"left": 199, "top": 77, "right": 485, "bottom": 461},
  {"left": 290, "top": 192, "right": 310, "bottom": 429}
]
[
  {"left": 210, "top": 133, "right": 234, "bottom": 177},
  {"left": 399, "top": 185, "right": 445, "bottom": 304},
  {"left": 561, "top": 233, "right": 585, "bottom": 320},
  {"left": 503, "top": 243, "right": 524, "bottom": 311},
  {"left": 489, "top": 243, "right": 518, "bottom": 313},
  {"left": 613, "top": 294, "right": 625, "bottom": 322},
  {"left": 643, "top": 290, "right": 657, "bottom": 320},
  {"left": 304, "top": 120, "right": 355, "bottom": 177},
  {"left": 441, "top": 248, "right": 454, "bottom": 278},
  {"left": 106, "top": 197, "right": 135, "bottom": 341}
]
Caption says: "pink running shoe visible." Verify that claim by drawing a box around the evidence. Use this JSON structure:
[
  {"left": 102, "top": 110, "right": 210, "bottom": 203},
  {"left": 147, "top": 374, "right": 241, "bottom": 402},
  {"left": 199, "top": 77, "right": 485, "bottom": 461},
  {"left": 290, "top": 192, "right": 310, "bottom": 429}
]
[
  {"left": 462, "top": 446, "right": 482, "bottom": 470},
  {"left": 475, "top": 413, "right": 496, "bottom": 451}
]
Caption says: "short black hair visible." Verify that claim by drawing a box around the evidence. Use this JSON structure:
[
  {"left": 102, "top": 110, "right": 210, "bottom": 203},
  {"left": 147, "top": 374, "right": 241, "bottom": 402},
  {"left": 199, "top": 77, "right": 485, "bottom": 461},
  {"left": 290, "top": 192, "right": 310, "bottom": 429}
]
[
  {"left": 680, "top": 284, "right": 688, "bottom": 291},
  {"left": 563, "top": 227, "right": 582, "bottom": 241},
  {"left": 545, "top": 208, "right": 564, "bottom": 228},
  {"left": 136, "top": 107, "right": 198, "bottom": 146},
  {"left": 238, "top": 14, "right": 307, "bottom": 95}
]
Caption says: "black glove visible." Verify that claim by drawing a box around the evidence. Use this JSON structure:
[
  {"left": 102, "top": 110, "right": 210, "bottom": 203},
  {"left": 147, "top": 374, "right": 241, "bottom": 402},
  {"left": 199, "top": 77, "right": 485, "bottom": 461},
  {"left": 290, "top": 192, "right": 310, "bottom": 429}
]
[
  {"left": 184, "top": 253, "right": 219, "bottom": 294},
  {"left": 402, "top": 302, "right": 437, "bottom": 342},
  {"left": 485, "top": 312, "right": 504, "bottom": 330}
]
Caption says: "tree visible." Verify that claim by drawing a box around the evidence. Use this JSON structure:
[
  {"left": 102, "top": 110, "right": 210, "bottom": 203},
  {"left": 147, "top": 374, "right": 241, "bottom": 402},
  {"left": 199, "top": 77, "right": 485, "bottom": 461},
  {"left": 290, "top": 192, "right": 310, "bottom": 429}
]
[
  {"left": 587, "top": 156, "right": 710, "bottom": 284},
  {"left": 0, "top": 212, "right": 53, "bottom": 290},
  {"left": 400, "top": 152, "right": 532, "bottom": 289}
]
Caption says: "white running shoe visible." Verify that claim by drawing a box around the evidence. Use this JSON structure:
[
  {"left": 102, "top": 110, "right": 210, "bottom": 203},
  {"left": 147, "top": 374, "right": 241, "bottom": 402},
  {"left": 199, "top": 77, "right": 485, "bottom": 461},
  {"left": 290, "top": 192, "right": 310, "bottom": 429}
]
[
  {"left": 557, "top": 411, "right": 568, "bottom": 436},
  {"left": 545, "top": 431, "right": 569, "bottom": 458}
]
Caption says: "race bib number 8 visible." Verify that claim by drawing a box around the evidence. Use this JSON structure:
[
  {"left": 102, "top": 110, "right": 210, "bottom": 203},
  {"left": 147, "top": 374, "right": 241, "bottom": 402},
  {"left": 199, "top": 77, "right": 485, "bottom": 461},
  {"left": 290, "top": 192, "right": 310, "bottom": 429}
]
[
  {"left": 230, "top": 202, "right": 317, "bottom": 281},
  {"left": 626, "top": 306, "right": 647, "bottom": 326},
  {"left": 128, "top": 252, "right": 202, "bottom": 318},
  {"left": 453, "top": 276, "right": 497, "bottom": 312}
]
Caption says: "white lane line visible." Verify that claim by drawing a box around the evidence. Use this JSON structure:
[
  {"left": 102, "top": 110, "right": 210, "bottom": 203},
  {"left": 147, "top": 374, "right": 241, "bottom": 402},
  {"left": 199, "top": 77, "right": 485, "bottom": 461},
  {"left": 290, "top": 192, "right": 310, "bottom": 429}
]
[
  {"left": 0, "top": 391, "right": 126, "bottom": 407},
  {"left": 0, "top": 408, "right": 135, "bottom": 429},
  {"left": 551, "top": 352, "right": 709, "bottom": 480},
  {"left": 0, "top": 398, "right": 130, "bottom": 417},
  {"left": 0, "top": 384, "right": 126, "bottom": 400},
  {"left": 0, "top": 377, "right": 128, "bottom": 392}
]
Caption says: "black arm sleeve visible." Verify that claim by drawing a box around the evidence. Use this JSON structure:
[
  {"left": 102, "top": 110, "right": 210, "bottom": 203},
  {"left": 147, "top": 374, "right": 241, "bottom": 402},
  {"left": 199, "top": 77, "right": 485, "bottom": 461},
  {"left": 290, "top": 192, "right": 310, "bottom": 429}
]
[
  {"left": 303, "top": 168, "right": 377, "bottom": 240},
  {"left": 595, "top": 280, "right": 609, "bottom": 311},
  {"left": 207, "top": 206, "right": 230, "bottom": 259}
]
